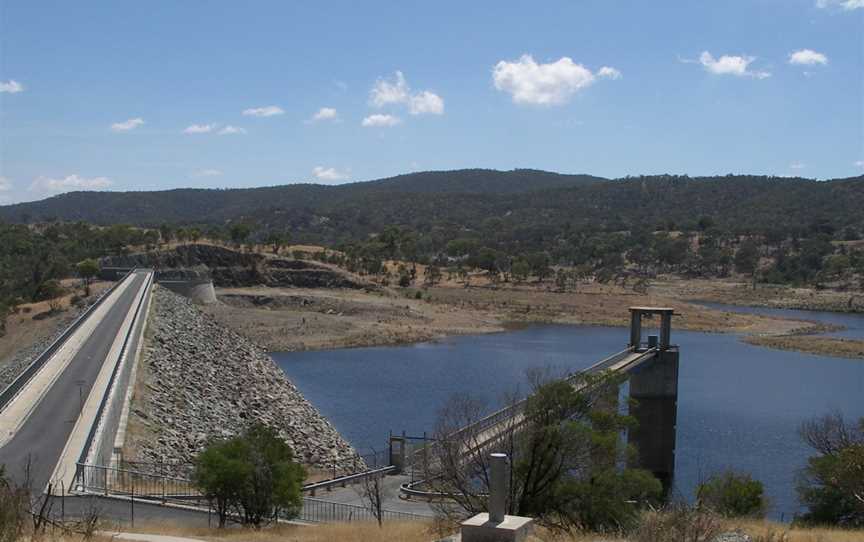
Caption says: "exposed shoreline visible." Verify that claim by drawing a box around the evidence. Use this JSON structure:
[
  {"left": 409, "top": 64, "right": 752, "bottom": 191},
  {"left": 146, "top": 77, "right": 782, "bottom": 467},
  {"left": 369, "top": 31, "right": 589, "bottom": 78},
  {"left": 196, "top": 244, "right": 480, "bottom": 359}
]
[{"left": 200, "top": 277, "right": 863, "bottom": 360}]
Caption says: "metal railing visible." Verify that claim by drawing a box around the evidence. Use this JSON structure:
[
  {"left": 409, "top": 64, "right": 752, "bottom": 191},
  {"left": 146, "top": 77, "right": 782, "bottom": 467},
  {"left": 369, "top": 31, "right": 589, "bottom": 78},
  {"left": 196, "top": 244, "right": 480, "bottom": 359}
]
[
  {"left": 298, "top": 497, "right": 432, "bottom": 523},
  {"left": 79, "top": 271, "right": 153, "bottom": 470},
  {"left": 303, "top": 465, "right": 396, "bottom": 496},
  {"left": 413, "top": 346, "right": 638, "bottom": 462},
  {"left": 75, "top": 462, "right": 202, "bottom": 505},
  {"left": 398, "top": 346, "right": 659, "bottom": 500},
  {"left": 75, "top": 462, "right": 431, "bottom": 523},
  {"left": 0, "top": 270, "right": 135, "bottom": 412}
]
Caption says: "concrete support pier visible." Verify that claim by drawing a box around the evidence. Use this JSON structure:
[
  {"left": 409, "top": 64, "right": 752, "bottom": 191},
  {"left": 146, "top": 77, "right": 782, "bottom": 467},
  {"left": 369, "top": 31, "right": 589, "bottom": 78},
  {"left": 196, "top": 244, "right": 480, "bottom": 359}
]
[
  {"left": 629, "top": 348, "right": 679, "bottom": 492},
  {"left": 461, "top": 454, "right": 534, "bottom": 542},
  {"left": 626, "top": 306, "right": 678, "bottom": 493}
]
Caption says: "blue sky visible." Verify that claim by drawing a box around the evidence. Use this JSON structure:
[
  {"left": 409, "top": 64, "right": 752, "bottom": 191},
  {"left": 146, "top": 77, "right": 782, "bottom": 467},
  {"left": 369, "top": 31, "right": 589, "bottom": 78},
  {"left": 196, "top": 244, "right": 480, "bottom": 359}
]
[{"left": 0, "top": 0, "right": 862, "bottom": 204}]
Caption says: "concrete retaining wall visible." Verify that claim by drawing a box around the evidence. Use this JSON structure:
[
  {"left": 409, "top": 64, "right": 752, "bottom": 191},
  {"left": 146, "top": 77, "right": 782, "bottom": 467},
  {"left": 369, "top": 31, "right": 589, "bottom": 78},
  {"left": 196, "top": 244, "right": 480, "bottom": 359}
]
[{"left": 157, "top": 279, "right": 217, "bottom": 305}]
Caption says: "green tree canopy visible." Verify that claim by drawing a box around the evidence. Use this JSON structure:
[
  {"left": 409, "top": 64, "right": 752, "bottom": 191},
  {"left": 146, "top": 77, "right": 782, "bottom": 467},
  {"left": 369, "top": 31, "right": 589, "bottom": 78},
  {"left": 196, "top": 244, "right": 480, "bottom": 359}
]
[{"left": 193, "top": 424, "right": 305, "bottom": 527}]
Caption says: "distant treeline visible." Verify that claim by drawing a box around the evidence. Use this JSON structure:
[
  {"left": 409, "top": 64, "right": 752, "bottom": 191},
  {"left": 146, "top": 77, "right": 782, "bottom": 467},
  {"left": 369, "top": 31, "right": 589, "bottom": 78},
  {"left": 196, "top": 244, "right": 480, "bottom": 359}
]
[
  {"left": 2, "top": 171, "right": 863, "bottom": 330},
  {"left": 0, "top": 223, "right": 158, "bottom": 333}
]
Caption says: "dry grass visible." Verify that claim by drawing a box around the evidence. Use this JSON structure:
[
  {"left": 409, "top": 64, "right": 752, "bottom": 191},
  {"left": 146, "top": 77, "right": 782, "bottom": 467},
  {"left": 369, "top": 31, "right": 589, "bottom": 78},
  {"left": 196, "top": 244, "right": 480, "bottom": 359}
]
[
  {"left": 0, "top": 281, "right": 110, "bottom": 366},
  {"left": 19, "top": 518, "right": 861, "bottom": 542},
  {"left": 727, "top": 519, "right": 864, "bottom": 542},
  {"left": 98, "top": 521, "right": 437, "bottom": 542}
]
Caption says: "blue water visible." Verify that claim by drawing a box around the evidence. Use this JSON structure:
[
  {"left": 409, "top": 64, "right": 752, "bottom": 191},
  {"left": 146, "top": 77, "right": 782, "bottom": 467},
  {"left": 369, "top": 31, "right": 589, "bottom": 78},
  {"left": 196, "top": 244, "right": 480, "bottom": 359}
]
[{"left": 274, "top": 313, "right": 864, "bottom": 520}]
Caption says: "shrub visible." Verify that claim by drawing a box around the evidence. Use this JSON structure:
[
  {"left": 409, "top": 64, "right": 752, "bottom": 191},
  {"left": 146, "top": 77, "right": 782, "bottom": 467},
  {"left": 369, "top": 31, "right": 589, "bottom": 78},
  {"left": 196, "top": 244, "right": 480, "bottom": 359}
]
[
  {"left": 33, "top": 279, "right": 63, "bottom": 302},
  {"left": 634, "top": 505, "right": 722, "bottom": 542},
  {"left": 696, "top": 471, "right": 766, "bottom": 518},
  {"left": 194, "top": 424, "right": 306, "bottom": 527},
  {"left": 795, "top": 412, "right": 864, "bottom": 527},
  {"left": 0, "top": 466, "right": 27, "bottom": 542}
]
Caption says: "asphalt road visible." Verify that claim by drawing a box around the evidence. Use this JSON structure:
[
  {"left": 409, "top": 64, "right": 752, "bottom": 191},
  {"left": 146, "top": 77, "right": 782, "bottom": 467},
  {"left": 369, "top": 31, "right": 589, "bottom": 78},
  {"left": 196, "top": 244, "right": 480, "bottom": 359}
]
[{"left": 0, "top": 271, "right": 147, "bottom": 492}]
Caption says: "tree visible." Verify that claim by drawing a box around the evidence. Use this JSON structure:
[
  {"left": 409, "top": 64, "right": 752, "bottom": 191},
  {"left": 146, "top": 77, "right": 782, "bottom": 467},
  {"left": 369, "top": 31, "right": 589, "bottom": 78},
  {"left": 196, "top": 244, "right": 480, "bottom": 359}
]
[
  {"left": 424, "top": 264, "right": 442, "bottom": 287},
  {"left": 425, "top": 370, "right": 662, "bottom": 531},
  {"left": 265, "top": 231, "right": 289, "bottom": 255},
  {"left": 76, "top": 259, "right": 100, "bottom": 296},
  {"left": 193, "top": 424, "right": 305, "bottom": 527},
  {"left": 511, "top": 259, "right": 530, "bottom": 284},
  {"left": 796, "top": 412, "right": 864, "bottom": 527},
  {"left": 158, "top": 223, "right": 172, "bottom": 245},
  {"left": 229, "top": 223, "right": 252, "bottom": 250},
  {"left": 696, "top": 471, "right": 766, "bottom": 518}
]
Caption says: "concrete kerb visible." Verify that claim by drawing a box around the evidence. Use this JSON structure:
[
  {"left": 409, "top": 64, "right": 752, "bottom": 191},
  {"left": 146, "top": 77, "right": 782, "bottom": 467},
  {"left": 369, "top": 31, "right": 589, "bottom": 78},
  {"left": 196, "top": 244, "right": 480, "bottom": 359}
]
[
  {"left": 49, "top": 272, "right": 153, "bottom": 493},
  {"left": 85, "top": 272, "right": 153, "bottom": 468},
  {"left": 0, "top": 274, "right": 137, "bottom": 450},
  {"left": 113, "top": 280, "right": 155, "bottom": 463}
]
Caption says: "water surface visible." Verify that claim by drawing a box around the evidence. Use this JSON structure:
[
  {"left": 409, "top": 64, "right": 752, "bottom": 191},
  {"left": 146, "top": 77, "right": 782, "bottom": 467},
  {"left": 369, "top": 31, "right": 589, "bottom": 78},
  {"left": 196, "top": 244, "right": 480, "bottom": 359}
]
[{"left": 274, "top": 312, "right": 863, "bottom": 520}]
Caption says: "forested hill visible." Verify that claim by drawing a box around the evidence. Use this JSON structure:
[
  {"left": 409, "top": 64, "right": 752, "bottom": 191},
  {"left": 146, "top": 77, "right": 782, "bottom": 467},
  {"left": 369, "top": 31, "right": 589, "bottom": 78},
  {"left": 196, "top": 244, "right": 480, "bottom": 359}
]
[
  {"left": 1, "top": 170, "right": 862, "bottom": 243},
  {"left": 0, "top": 169, "right": 603, "bottom": 226}
]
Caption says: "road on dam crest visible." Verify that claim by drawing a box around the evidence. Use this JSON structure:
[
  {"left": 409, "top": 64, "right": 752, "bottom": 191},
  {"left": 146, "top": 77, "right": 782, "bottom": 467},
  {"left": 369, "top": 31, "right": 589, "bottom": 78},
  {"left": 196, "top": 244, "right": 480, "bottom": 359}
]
[{"left": 0, "top": 271, "right": 149, "bottom": 493}]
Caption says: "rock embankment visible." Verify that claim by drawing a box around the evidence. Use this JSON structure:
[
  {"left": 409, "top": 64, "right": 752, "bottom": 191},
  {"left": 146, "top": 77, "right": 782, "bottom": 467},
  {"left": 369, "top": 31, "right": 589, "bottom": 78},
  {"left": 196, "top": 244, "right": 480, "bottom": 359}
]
[
  {"left": 102, "top": 244, "right": 373, "bottom": 290},
  {"left": 125, "top": 286, "right": 359, "bottom": 471}
]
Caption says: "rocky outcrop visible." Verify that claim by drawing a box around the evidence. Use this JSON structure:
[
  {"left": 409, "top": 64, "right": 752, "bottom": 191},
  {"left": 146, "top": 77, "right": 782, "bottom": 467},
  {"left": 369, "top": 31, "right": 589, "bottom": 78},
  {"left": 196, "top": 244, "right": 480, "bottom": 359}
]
[
  {"left": 101, "top": 244, "right": 373, "bottom": 290},
  {"left": 126, "top": 286, "right": 359, "bottom": 471}
]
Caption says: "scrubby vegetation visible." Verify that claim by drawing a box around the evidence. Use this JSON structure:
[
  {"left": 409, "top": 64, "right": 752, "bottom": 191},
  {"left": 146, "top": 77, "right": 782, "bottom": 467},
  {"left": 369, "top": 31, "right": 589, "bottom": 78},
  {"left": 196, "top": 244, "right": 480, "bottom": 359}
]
[
  {"left": 696, "top": 471, "right": 767, "bottom": 518},
  {"left": 0, "top": 222, "right": 160, "bottom": 330},
  {"left": 796, "top": 412, "right": 864, "bottom": 527},
  {"left": 193, "top": 424, "right": 306, "bottom": 527}
]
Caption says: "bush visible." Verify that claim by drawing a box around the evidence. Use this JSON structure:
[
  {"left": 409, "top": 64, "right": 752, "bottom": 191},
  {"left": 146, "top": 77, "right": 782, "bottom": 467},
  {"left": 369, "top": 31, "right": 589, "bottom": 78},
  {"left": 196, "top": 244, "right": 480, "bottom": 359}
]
[
  {"left": 33, "top": 279, "right": 63, "bottom": 302},
  {"left": 0, "top": 466, "right": 27, "bottom": 542},
  {"left": 634, "top": 505, "right": 722, "bottom": 542},
  {"left": 696, "top": 471, "right": 766, "bottom": 518},
  {"left": 796, "top": 412, "right": 864, "bottom": 527},
  {"left": 194, "top": 424, "right": 306, "bottom": 527}
]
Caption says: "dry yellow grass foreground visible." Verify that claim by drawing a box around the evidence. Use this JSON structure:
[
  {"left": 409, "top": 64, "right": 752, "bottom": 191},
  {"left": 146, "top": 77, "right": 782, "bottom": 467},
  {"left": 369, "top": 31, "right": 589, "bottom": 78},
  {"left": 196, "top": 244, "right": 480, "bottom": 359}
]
[{"left": 17, "top": 519, "right": 855, "bottom": 542}]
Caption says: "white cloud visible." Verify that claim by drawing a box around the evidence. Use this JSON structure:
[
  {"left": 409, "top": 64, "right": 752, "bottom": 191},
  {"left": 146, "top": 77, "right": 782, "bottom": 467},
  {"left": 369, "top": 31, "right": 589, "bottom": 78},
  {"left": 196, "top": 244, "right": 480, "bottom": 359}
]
[
  {"left": 242, "top": 105, "right": 284, "bottom": 117},
  {"left": 183, "top": 124, "right": 215, "bottom": 134},
  {"left": 0, "top": 176, "right": 12, "bottom": 191},
  {"left": 790, "top": 162, "right": 806, "bottom": 170},
  {"left": 192, "top": 169, "right": 223, "bottom": 177},
  {"left": 370, "top": 71, "right": 444, "bottom": 115},
  {"left": 409, "top": 91, "right": 445, "bottom": 115},
  {"left": 312, "top": 166, "right": 350, "bottom": 182},
  {"left": 597, "top": 66, "right": 623, "bottom": 80},
  {"left": 492, "top": 54, "right": 620, "bottom": 106},
  {"left": 697, "top": 51, "right": 771, "bottom": 79},
  {"left": 111, "top": 117, "right": 145, "bottom": 132},
  {"left": 218, "top": 125, "right": 246, "bottom": 135},
  {"left": 0, "top": 80, "right": 24, "bottom": 93},
  {"left": 30, "top": 174, "right": 112, "bottom": 193},
  {"left": 855, "top": 160, "right": 864, "bottom": 168},
  {"left": 816, "top": 0, "right": 863, "bottom": 10},
  {"left": 309, "top": 107, "right": 340, "bottom": 123},
  {"left": 789, "top": 49, "right": 829, "bottom": 66},
  {"left": 370, "top": 71, "right": 410, "bottom": 107},
  {"left": 361, "top": 114, "right": 402, "bottom": 127}
]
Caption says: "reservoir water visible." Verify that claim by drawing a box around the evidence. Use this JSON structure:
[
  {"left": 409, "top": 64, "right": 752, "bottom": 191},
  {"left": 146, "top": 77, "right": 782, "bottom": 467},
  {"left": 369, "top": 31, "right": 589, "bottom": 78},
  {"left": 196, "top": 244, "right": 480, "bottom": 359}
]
[{"left": 273, "top": 307, "right": 864, "bottom": 520}]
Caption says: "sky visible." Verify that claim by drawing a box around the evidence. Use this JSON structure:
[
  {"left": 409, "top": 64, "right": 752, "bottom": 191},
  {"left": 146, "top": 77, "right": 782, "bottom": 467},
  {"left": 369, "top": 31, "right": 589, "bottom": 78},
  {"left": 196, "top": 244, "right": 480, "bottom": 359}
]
[{"left": 0, "top": 0, "right": 862, "bottom": 204}]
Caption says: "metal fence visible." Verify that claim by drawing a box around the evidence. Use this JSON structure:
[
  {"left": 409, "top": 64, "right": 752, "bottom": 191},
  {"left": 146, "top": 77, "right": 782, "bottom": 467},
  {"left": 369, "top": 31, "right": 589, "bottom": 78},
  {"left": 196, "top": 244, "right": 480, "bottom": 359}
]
[
  {"left": 84, "top": 271, "right": 153, "bottom": 467},
  {"left": 75, "top": 462, "right": 431, "bottom": 524},
  {"left": 298, "top": 497, "right": 432, "bottom": 523},
  {"left": 75, "top": 462, "right": 203, "bottom": 505}
]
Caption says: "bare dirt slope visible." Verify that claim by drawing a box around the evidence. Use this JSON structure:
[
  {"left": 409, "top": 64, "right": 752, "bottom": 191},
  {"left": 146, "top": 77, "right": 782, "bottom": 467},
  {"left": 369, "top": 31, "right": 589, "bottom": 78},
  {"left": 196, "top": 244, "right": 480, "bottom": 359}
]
[{"left": 199, "top": 280, "right": 820, "bottom": 354}]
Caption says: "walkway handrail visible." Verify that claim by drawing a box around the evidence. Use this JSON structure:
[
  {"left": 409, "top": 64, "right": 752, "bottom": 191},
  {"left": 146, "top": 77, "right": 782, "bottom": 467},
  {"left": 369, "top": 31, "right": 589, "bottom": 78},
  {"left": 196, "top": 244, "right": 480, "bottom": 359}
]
[
  {"left": 0, "top": 270, "right": 135, "bottom": 413},
  {"left": 302, "top": 465, "right": 396, "bottom": 494},
  {"left": 417, "top": 346, "right": 638, "bottom": 460},
  {"left": 76, "top": 271, "right": 153, "bottom": 478}
]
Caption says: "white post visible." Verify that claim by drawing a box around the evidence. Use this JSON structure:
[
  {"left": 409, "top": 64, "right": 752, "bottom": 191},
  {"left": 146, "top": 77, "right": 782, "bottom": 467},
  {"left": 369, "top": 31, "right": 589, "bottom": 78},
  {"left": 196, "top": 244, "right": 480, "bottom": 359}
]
[{"left": 489, "top": 453, "right": 507, "bottom": 523}]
